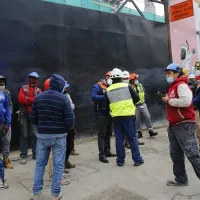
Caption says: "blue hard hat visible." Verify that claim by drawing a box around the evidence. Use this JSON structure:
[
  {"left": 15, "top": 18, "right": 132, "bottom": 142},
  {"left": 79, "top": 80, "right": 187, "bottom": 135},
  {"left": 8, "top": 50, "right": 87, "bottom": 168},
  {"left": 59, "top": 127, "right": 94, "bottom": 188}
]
[
  {"left": 29, "top": 72, "right": 39, "bottom": 79},
  {"left": 64, "top": 81, "right": 69, "bottom": 88},
  {"left": 164, "top": 63, "right": 181, "bottom": 73}
]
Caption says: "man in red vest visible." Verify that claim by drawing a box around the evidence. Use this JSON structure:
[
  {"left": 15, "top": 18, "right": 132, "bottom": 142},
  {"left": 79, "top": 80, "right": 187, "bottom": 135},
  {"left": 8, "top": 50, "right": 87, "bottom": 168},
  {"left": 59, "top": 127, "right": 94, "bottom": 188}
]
[
  {"left": 92, "top": 72, "right": 116, "bottom": 163},
  {"left": 162, "top": 63, "right": 200, "bottom": 186},
  {"left": 18, "top": 72, "right": 42, "bottom": 165}
]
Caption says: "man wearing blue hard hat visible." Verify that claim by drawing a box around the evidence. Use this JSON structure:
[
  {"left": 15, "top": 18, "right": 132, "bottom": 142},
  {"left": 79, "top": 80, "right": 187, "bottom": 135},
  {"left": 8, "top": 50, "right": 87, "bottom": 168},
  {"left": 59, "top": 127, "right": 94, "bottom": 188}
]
[
  {"left": 18, "top": 72, "right": 42, "bottom": 165},
  {"left": 161, "top": 63, "right": 200, "bottom": 186}
]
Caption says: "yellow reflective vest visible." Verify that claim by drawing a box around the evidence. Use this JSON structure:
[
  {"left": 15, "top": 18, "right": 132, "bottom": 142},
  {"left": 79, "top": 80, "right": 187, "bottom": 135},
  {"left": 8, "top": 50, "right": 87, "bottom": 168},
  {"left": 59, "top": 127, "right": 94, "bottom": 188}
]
[
  {"left": 134, "top": 83, "right": 145, "bottom": 105},
  {"left": 106, "top": 82, "right": 136, "bottom": 117}
]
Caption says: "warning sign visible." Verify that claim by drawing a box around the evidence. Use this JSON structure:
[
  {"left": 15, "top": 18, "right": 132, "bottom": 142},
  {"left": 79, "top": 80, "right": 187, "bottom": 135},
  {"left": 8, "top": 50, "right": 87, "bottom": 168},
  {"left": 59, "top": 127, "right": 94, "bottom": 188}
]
[{"left": 170, "top": 0, "right": 194, "bottom": 22}]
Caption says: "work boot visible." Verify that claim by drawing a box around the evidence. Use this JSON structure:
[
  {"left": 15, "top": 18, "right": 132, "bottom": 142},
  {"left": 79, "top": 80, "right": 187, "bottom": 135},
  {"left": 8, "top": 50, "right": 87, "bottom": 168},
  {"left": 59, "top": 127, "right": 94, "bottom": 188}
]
[
  {"left": 137, "top": 131, "right": 143, "bottom": 139},
  {"left": 32, "top": 152, "right": 36, "bottom": 160},
  {"left": 99, "top": 156, "right": 109, "bottom": 163},
  {"left": 149, "top": 130, "right": 158, "bottom": 137},
  {"left": 0, "top": 180, "right": 8, "bottom": 189},
  {"left": 125, "top": 142, "right": 131, "bottom": 149},
  {"left": 166, "top": 180, "right": 188, "bottom": 186},
  {"left": 105, "top": 152, "right": 117, "bottom": 157},
  {"left": 3, "top": 158, "right": 13, "bottom": 169},
  {"left": 30, "top": 194, "right": 41, "bottom": 200},
  {"left": 65, "top": 160, "right": 75, "bottom": 169},
  {"left": 20, "top": 158, "right": 27, "bottom": 165},
  {"left": 138, "top": 141, "right": 145, "bottom": 145},
  {"left": 134, "top": 159, "right": 144, "bottom": 167},
  {"left": 52, "top": 188, "right": 63, "bottom": 200},
  {"left": 70, "top": 149, "right": 79, "bottom": 156}
]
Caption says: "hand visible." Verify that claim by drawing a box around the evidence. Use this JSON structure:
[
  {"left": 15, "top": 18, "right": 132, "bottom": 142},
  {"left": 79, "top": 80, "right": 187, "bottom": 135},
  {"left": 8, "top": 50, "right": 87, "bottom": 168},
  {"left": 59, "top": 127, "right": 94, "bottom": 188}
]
[
  {"left": 162, "top": 96, "right": 169, "bottom": 103},
  {"left": 3, "top": 125, "right": 9, "bottom": 135}
]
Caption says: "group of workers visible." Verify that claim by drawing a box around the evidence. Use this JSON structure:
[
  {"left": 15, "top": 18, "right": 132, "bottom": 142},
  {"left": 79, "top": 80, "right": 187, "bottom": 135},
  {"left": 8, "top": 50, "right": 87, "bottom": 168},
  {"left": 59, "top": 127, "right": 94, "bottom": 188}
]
[{"left": 1, "top": 61, "right": 200, "bottom": 198}]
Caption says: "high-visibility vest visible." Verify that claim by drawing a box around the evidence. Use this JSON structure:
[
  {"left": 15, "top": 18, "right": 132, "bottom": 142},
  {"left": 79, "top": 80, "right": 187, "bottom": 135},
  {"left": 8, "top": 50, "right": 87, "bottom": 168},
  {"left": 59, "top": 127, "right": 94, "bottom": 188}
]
[
  {"left": 107, "top": 82, "right": 136, "bottom": 117},
  {"left": 135, "top": 83, "right": 145, "bottom": 105}
]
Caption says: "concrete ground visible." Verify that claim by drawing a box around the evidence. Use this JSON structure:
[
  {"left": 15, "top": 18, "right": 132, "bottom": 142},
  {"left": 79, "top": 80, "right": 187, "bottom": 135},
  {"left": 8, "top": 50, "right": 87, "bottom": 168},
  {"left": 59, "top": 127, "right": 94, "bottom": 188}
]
[{"left": 2, "top": 127, "right": 200, "bottom": 200}]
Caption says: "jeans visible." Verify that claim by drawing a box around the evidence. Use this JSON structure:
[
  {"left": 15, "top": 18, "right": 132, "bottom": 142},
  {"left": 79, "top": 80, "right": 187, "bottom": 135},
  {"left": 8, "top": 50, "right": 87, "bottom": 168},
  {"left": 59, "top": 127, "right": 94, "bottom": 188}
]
[
  {"left": 32, "top": 134, "right": 66, "bottom": 196},
  {"left": 19, "top": 114, "right": 37, "bottom": 158},
  {"left": 96, "top": 116, "right": 112, "bottom": 158},
  {"left": 113, "top": 116, "right": 143, "bottom": 164},
  {"left": 168, "top": 123, "right": 200, "bottom": 183},
  {"left": 65, "top": 128, "right": 76, "bottom": 162},
  {"left": 136, "top": 103, "right": 153, "bottom": 132},
  {"left": 1, "top": 126, "right": 11, "bottom": 159}
]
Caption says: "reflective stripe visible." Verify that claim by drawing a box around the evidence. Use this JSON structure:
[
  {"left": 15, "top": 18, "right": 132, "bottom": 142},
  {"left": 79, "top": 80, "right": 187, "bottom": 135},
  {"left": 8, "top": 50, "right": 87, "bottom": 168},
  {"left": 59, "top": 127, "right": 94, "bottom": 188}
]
[
  {"left": 107, "top": 83, "right": 136, "bottom": 117},
  {"left": 107, "top": 86, "right": 132, "bottom": 103},
  {"left": 133, "top": 84, "right": 145, "bottom": 105}
]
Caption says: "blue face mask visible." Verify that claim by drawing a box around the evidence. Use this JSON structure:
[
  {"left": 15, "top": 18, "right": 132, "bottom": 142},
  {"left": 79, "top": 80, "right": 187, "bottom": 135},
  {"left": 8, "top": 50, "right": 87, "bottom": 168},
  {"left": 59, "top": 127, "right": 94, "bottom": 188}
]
[{"left": 166, "top": 76, "right": 174, "bottom": 84}]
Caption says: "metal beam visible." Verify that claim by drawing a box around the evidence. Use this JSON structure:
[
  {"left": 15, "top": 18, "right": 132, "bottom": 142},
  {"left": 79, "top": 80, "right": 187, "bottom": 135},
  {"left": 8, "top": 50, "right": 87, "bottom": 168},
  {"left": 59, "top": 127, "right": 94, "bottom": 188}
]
[
  {"left": 149, "top": 0, "right": 166, "bottom": 5},
  {"left": 114, "top": 0, "right": 145, "bottom": 19}
]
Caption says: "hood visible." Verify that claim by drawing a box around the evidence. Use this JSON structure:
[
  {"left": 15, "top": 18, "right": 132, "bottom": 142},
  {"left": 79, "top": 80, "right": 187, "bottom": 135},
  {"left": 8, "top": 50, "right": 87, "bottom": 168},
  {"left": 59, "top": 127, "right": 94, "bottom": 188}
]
[
  {"left": 173, "top": 76, "right": 188, "bottom": 85},
  {"left": 50, "top": 74, "right": 65, "bottom": 93}
]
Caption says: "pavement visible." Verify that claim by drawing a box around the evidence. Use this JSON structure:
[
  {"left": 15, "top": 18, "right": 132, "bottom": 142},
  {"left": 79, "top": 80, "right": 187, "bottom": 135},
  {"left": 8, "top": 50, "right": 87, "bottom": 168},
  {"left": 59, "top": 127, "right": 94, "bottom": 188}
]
[{"left": 1, "top": 127, "right": 200, "bottom": 200}]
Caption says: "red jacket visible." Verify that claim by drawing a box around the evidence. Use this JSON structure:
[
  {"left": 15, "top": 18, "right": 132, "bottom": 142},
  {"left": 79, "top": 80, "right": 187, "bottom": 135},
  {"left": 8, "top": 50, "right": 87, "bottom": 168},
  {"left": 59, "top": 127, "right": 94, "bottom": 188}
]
[
  {"left": 18, "top": 82, "right": 42, "bottom": 114},
  {"left": 167, "top": 76, "right": 195, "bottom": 125}
]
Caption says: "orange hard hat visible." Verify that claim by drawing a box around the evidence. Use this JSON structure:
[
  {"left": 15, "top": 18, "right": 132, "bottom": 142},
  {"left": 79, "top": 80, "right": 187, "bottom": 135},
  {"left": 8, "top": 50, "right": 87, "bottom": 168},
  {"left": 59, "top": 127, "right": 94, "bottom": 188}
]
[
  {"left": 105, "top": 71, "right": 111, "bottom": 77},
  {"left": 44, "top": 78, "right": 50, "bottom": 91},
  {"left": 129, "top": 73, "right": 139, "bottom": 81}
]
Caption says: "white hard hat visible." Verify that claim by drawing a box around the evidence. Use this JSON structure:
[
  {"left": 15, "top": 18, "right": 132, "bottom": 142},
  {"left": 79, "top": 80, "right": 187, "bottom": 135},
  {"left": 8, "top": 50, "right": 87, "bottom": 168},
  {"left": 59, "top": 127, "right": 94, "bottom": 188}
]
[
  {"left": 110, "top": 68, "right": 123, "bottom": 79},
  {"left": 122, "top": 71, "right": 130, "bottom": 78},
  {"left": 189, "top": 74, "right": 196, "bottom": 79}
]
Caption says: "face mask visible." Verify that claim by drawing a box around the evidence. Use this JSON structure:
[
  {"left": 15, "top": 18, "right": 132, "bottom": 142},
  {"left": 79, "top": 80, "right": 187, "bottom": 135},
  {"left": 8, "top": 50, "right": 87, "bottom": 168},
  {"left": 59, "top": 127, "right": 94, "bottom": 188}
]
[
  {"left": 166, "top": 76, "right": 174, "bottom": 84},
  {"left": 106, "top": 78, "right": 113, "bottom": 86},
  {"left": 0, "top": 86, "right": 5, "bottom": 90},
  {"left": 123, "top": 80, "right": 129, "bottom": 84},
  {"left": 134, "top": 80, "right": 139, "bottom": 85}
]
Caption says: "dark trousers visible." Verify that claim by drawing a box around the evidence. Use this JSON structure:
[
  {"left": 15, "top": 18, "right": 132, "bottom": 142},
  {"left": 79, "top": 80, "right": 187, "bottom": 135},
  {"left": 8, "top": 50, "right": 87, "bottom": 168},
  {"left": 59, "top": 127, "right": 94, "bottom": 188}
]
[
  {"left": 113, "top": 116, "right": 142, "bottom": 164},
  {"left": 65, "top": 128, "right": 76, "bottom": 162},
  {"left": 168, "top": 123, "right": 200, "bottom": 183},
  {"left": 19, "top": 114, "right": 37, "bottom": 158},
  {"left": 96, "top": 116, "right": 112, "bottom": 158}
]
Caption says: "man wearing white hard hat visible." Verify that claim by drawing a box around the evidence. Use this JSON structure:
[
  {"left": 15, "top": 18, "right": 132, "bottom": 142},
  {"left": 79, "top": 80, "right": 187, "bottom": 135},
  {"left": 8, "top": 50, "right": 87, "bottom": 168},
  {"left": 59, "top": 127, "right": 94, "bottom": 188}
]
[
  {"left": 188, "top": 73, "right": 198, "bottom": 98},
  {"left": 105, "top": 68, "right": 144, "bottom": 167},
  {"left": 18, "top": 72, "right": 42, "bottom": 165}
]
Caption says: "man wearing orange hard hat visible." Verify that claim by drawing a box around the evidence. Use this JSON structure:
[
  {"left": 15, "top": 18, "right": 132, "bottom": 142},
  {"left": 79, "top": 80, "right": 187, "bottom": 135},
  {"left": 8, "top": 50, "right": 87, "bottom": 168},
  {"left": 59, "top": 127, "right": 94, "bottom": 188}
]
[
  {"left": 129, "top": 73, "right": 158, "bottom": 138},
  {"left": 91, "top": 72, "right": 116, "bottom": 163}
]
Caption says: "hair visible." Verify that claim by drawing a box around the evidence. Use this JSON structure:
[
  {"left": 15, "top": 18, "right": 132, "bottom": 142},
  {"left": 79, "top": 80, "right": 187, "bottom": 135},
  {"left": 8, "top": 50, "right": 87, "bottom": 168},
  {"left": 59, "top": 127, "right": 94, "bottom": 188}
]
[{"left": 112, "top": 78, "right": 122, "bottom": 84}]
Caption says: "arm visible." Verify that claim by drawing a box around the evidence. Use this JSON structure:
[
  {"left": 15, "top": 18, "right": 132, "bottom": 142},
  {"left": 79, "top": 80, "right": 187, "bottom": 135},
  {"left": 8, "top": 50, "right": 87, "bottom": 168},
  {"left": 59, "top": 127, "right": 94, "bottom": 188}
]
[
  {"left": 128, "top": 85, "right": 140, "bottom": 105},
  {"left": 30, "top": 100, "right": 38, "bottom": 126},
  {"left": 104, "top": 92, "right": 110, "bottom": 114},
  {"left": 6, "top": 90, "right": 13, "bottom": 114},
  {"left": 18, "top": 88, "right": 33, "bottom": 105},
  {"left": 4, "top": 93, "right": 11, "bottom": 126},
  {"left": 66, "top": 94, "right": 75, "bottom": 110},
  {"left": 63, "top": 97, "right": 75, "bottom": 131},
  {"left": 193, "top": 94, "right": 200, "bottom": 106},
  {"left": 91, "top": 84, "right": 104, "bottom": 102},
  {"left": 168, "top": 84, "right": 192, "bottom": 107}
]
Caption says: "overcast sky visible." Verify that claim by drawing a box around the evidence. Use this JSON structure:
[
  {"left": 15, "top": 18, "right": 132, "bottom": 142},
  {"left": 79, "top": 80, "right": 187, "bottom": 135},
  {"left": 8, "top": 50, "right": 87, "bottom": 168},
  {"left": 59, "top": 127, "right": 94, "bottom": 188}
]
[{"left": 126, "top": 0, "right": 165, "bottom": 16}]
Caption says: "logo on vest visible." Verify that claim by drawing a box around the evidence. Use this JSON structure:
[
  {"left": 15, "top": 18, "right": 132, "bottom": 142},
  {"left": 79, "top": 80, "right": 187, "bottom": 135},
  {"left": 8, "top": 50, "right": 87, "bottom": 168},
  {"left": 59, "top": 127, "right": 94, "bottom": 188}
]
[
  {"left": 0, "top": 94, "right": 5, "bottom": 101},
  {"left": 169, "top": 90, "right": 175, "bottom": 98}
]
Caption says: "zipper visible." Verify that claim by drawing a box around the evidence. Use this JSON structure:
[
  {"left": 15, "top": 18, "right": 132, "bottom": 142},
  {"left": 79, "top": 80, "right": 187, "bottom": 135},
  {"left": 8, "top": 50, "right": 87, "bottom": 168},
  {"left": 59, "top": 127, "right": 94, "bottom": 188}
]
[{"left": 177, "top": 108, "right": 185, "bottom": 119}]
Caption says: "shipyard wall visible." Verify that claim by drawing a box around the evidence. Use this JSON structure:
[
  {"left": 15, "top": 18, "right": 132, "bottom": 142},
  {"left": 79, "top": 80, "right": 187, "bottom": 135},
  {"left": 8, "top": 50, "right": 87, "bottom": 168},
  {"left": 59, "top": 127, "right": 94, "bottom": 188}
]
[{"left": 0, "top": 0, "right": 170, "bottom": 146}]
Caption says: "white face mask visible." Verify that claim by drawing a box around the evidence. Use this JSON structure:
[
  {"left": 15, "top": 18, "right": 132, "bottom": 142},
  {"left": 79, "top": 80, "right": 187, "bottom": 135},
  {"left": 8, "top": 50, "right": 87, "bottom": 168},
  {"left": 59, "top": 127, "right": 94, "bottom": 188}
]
[
  {"left": 0, "top": 86, "right": 5, "bottom": 90},
  {"left": 134, "top": 80, "right": 139, "bottom": 85},
  {"left": 123, "top": 80, "right": 129, "bottom": 84},
  {"left": 106, "top": 78, "right": 113, "bottom": 86}
]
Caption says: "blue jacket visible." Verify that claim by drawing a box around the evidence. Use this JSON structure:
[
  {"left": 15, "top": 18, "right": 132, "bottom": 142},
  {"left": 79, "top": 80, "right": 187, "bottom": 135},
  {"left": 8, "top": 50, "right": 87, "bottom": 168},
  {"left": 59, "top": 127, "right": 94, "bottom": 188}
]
[
  {"left": 0, "top": 90, "right": 11, "bottom": 126},
  {"left": 30, "top": 74, "right": 75, "bottom": 134},
  {"left": 91, "top": 81, "right": 108, "bottom": 116},
  {"left": 192, "top": 87, "right": 200, "bottom": 110}
]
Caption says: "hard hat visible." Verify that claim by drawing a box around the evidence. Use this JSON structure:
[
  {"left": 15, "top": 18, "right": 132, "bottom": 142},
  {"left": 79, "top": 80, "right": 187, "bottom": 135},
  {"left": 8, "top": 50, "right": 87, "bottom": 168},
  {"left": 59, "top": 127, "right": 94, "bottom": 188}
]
[
  {"left": 105, "top": 71, "right": 111, "bottom": 77},
  {"left": 29, "top": 72, "right": 39, "bottom": 79},
  {"left": 189, "top": 74, "right": 196, "bottom": 79},
  {"left": 122, "top": 71, "right": 130, "bottom": 79},
  {"left": 44, "top": 78, "right": 50, "bottom": 90},
  {"left": 110, "top": 68, "right": 123, "bottom": 79},
  {"left": 164, "top": 63, "right": 181, "bottom": 73},
  {"left": 129, "top": 73, "right": 139, "bottom": 81},
  {"left": 64, "top": 81, "right": 70, "bottom": 89}
]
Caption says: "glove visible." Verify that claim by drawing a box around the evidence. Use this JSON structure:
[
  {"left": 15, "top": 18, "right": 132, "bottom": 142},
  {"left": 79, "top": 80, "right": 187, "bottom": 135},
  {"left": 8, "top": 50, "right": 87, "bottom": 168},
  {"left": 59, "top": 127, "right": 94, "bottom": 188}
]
[{"left": 3, "top": 125, "right": 9, "bottom": 135}]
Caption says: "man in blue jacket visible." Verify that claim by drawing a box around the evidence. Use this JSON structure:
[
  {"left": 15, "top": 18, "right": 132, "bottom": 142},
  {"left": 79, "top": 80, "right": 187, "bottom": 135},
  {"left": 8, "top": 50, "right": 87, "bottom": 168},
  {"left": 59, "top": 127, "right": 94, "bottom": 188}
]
[
  {"left": 30, "top": 74, "right": 75, "bottom": 200},
  {"left": 92, "top": 72, "right": 116, "bottom": 163}
]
